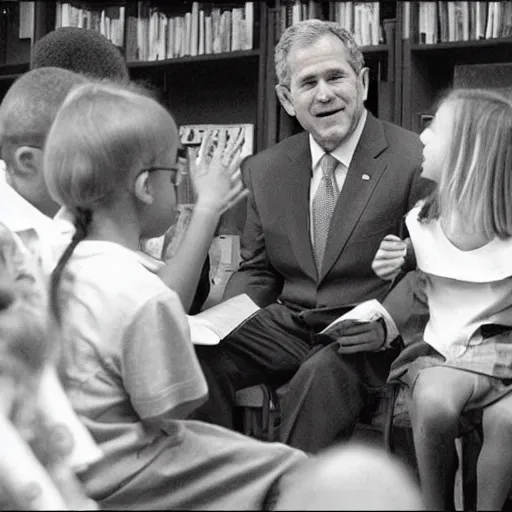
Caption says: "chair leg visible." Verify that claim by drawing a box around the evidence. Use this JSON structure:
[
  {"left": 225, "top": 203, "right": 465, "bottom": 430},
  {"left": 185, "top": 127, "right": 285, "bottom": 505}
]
[
  {"left": 461, "top": 429, "right": 482, "bottom": 512},
  {"left": 383, "top": 384, "right": 400, "bottom": 454}
]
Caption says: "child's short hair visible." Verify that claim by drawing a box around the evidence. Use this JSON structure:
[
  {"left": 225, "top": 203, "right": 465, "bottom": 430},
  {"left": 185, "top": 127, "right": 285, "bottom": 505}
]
[
  {"left": 421, "top": 88, "right": 512, "bottom": 239},
  {"left": 0, "top": 67, "right": 88, "bottom": 167},
  {"left": 31, "top": 27, "right": 129, "bottom": 82},
  {"left": 44, "top": 81, "right": 177, "bottom": 214}
]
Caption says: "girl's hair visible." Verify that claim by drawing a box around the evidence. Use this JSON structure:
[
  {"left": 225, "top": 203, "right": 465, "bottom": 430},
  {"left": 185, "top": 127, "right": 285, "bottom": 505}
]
[
  {"left": 45, "top": 81, "right": 177, "bottom": 324},
  {"left": 419, "top": 88, "right": 512, "bottom": 239}
]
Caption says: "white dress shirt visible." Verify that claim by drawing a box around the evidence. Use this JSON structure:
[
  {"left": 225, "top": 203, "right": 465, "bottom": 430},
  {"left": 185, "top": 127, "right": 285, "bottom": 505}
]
[
  {"left": 308, "top": 109, "right": 368, "bottom": 245},
  {"left": 0, "top": 178, "right": 74, "bottom": 273}
]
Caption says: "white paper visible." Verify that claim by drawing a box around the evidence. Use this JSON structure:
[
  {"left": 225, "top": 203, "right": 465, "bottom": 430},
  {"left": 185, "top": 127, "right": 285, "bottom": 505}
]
[
  {"left": 319, "top": 299, "right": 400, "bottom": 345},
  {"left": 187, "top": 293, "right": 259, "bottom": 345}
]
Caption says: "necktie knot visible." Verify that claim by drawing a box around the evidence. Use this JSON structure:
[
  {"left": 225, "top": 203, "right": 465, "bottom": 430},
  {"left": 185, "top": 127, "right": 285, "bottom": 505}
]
[{"left": 320, "top": 153, "right": 338, "bottom": 178}]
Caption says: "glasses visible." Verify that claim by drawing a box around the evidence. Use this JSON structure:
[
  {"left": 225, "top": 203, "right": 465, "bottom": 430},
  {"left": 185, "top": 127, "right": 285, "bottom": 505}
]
[{"left": 139, "top": 165, "right": 182, "bottom": 188}]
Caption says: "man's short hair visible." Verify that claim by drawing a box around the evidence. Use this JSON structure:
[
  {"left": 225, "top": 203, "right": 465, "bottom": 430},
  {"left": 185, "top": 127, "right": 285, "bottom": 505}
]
[
  {"left": 31, "top": 27, "right": 129, "bottom": 82},
  {"left": 0, "top": 67, "right": 89, "bottom": 165}
]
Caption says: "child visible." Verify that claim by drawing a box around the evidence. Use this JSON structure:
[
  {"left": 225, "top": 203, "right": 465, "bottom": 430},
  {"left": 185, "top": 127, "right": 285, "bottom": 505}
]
[
  {"left": 372, "top": 88, "right": 512, "bottom": 511},
  {"left": 44, "top": 80, "right": 307, "bottom": 509}
]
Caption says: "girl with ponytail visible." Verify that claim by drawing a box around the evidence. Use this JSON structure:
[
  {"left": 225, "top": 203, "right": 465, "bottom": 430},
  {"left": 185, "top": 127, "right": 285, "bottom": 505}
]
[{"left": 43, "top": 81, "right": 308, "bottom": 509}]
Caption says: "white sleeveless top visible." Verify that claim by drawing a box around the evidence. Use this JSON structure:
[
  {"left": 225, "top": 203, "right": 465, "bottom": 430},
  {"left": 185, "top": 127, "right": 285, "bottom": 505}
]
[{"left": 406, "top": 204, "right": 512, "bottom": 360}]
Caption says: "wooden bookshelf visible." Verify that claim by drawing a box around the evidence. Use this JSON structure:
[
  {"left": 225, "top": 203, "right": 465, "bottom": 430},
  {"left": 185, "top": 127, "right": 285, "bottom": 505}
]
[
  {"left": 6, "top": 1, "right": 512, "bottom": 226},
  {"left": 401, "top": 1, "right": 512, "bottom": 133},
  {"left": 126, "top": 48, "right": 260, "bottom": 68}
]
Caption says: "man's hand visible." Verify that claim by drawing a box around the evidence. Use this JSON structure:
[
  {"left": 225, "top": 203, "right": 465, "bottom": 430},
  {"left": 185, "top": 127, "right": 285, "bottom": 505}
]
[
  {"left": 371, "top": 234, "right": 408, "bottom": 281},
  {"left": 336, "top": 320, "right": 385, "bottom": 354}
]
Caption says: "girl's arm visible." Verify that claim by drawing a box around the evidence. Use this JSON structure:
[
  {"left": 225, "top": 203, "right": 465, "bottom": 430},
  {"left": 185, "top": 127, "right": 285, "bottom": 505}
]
[{"left": 157, "top": 129, "right": 249, "bottom": 312}]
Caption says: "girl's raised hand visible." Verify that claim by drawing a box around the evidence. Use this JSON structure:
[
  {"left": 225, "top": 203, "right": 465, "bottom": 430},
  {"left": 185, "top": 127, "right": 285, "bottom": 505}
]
[
  {"left": 371, "top": 234, "right": 408, "bottom": 280},
  {"left": 191, "top": 128, "right": 250, "bottom": 215}
]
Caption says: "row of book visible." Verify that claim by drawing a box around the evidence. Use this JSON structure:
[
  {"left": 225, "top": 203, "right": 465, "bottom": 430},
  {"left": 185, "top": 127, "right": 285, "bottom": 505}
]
[
  {"left": 55, "top": 2, "right": 125, "bottom": 48},
  {"left": 276, "top": 1, "right": 383, "bottom": 47},
  {"left": 416, "top": 1, "right": 512, "bottom": 44},
  {"left": 331, "top": 1, "right": 383, "bottom": 46},
  {"left": 126, "top": 2, "right": 254, "bottom": 62},
  {"left": 176, "top": 123, "right": 254, "bottom": 205}
]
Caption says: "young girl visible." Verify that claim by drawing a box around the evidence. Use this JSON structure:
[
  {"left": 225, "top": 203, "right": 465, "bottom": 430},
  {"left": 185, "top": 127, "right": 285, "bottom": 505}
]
[
  {"left": 372, "top": 88, "right": 512, "bottom": 511},
  {"left": 43, "top": 81, "right": 309, "bottom": 509}
]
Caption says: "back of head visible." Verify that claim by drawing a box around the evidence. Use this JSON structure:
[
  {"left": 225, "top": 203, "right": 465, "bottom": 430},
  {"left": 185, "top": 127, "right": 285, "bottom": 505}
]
[
  {"left": 31, "top": 27, "right": 129, "bottom": 82},
  {"left": 275, "top": 19, "right": 365, "bottom": 87},
  {"left": 275, "top": 443, "right": 424, "bottom": 510},
  {"left": 0, "top": 67, "right": 89, "bottom": 167},
  {"left": 44, "top": 81, "right": 177, "bottom": 215}
]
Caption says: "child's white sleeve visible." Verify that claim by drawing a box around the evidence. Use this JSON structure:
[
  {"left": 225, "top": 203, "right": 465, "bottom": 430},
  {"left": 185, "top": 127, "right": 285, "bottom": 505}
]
[{"left": 121, "top": 291, "right": 208, "bottom": 420}]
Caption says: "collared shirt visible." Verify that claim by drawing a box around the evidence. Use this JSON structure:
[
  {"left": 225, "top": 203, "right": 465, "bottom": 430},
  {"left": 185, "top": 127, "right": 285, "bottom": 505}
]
[
  {"left": 308, "top": 109, "right": 368, "bottom": 245},
  {"left": 0, "top": 178, "right": 74, "bottom": 273}
]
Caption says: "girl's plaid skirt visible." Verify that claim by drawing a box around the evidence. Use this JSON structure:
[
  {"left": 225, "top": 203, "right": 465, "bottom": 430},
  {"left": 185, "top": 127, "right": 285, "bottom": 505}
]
[{"left": 388, "top": 324, "right": 512, "bottom": 410}]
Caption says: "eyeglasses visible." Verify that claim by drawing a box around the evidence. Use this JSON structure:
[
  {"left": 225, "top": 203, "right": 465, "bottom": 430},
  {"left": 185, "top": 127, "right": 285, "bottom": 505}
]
[{"left": 139, "top": 165, "right": 182, "bottom": 187}]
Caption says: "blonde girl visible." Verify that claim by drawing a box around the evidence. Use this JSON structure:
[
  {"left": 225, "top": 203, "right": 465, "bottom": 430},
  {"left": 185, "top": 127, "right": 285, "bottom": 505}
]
[
  {"left": 372, "top": 88, "right": 512, "bottom": 511},
  {"left": 43, "top": 81, "right": 310, "bottom": 509}
]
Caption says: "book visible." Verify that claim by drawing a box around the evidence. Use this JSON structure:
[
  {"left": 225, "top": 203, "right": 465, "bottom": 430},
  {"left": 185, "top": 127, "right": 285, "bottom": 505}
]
[
  {"left": 319, "top": 299, "right": 400, "bottom": 344},
  {"left": 187, "top": 293, "right": 259, "bottom": 345}
]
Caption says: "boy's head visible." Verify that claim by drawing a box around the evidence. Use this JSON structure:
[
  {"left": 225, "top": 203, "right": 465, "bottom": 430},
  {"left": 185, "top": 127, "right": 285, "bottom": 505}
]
[
  {"left": 31, "top": 27, "right": 129, "bottom": 82},
  {"left": 0, "top": 67, "right": 89, "bottom": 217}
]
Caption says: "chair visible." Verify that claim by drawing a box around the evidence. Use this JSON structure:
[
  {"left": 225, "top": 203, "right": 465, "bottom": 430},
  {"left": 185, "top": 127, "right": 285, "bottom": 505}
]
[{"left": 235, "top": 381, "right": 482, "bottom": 511}]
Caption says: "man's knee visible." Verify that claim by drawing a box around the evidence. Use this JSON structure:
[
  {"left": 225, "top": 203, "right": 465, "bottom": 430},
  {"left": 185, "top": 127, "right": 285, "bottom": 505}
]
[{"left": 298, "top": 344, "right": 359, "bottom": 386}]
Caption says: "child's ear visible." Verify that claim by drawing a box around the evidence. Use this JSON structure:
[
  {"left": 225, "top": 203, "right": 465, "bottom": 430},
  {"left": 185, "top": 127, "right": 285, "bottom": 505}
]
[
  {"left": 134, "top": 171, "right": 154, "bottom": 205},
  {"left": 13, "top": 146, "right": 42, "bottom": 178}
]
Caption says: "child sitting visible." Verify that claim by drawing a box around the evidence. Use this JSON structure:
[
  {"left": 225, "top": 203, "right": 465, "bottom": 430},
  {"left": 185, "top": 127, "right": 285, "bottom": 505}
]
[
  {"left": 372, "top": 88, "right": 512, "bottom": 511},
  {"left": 45, "top": 80, "right": 306, "bottom": 509}
]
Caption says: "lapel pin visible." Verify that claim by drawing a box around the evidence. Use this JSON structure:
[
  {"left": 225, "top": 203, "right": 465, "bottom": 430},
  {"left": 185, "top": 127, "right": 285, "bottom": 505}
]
[{"left": 362, "top": 174, "right": 370, "bottom": 181}]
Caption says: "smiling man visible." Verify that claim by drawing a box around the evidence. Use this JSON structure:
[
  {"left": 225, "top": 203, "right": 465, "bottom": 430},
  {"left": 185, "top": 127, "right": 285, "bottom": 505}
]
[{"left": 194, "top": 19, "right": 434, "bottom": 453}]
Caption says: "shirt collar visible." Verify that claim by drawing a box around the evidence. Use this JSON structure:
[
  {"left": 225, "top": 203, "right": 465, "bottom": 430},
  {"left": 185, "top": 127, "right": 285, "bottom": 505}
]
[{"left": 309, "top": 109, "right": 368, "bottom": 171}]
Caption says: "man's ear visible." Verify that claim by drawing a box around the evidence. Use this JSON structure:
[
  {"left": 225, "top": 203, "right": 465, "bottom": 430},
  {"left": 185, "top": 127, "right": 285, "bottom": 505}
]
[
  {"left": 134, "top": 171, "right": 154, "bottom": 205},
  {"left": 359, "top": 67, "right": 370, "bottom": 102},
  {"left": 13, "top": 146, "right": 42, "bottom": 178},
  {"left": 276, "top": 84, "right": 296, "bottom": 117}
]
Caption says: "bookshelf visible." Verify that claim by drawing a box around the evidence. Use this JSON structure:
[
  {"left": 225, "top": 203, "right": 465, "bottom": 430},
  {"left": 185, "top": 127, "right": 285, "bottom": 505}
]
[
  {"left": 401, "top": 1, "right": 512, "bottom": 133},
  {"left": 5, "top": 2, "right": 512, "bottom": 225}
]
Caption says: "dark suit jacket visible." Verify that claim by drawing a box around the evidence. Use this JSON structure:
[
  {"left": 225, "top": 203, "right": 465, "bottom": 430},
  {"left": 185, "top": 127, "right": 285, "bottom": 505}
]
[{"left": 225, "top": 112, "right": 433, "bottom": 330}]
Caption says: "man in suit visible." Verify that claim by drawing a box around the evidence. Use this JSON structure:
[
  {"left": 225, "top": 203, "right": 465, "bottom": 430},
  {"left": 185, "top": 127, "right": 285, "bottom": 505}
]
[{"left": 194, "top": 19, "right": 432, "bottom": 453}]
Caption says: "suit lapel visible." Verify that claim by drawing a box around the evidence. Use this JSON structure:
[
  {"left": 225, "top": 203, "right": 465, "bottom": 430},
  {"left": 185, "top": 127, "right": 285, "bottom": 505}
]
[
  {"left": 319, "top": 114, "right": 389, "bottom": 283},
  {"left": 284, "top": 132, "right": 318, "bottom": 281}
]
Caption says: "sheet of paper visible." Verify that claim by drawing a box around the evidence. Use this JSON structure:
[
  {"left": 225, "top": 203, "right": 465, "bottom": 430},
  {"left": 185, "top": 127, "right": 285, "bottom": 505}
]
[
  {"left": 187, "top": 316, "right": 221, "bottom": 345},
  {"left": 194, "top": 293, "right": 260, "bottom": 340},
  {"left": 319, "top": 299, "right": 399, "bottom": 342}
]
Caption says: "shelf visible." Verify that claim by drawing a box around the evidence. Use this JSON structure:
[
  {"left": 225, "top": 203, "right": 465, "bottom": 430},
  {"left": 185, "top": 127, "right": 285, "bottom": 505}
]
[
  {"left": 361, "top": 43, "right": 389, "bottom": 57},
  {"left": 0, "top": 62, "right": 29, "bottom": 76},
  {"left": 127, "top": 49, "right": 260, "bottom": 69},
  {"left": 410, "top": 37, "right": 512, "bottom": 53}
]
